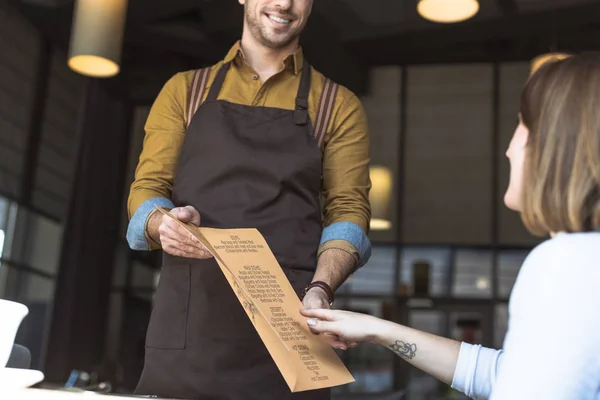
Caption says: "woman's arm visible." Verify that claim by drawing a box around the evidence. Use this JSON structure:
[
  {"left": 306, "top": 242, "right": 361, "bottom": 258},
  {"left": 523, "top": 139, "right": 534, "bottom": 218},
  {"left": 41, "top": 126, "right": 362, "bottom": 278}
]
[
  {"left": 301, "top": 309, "right": 460, "bottom": 385},
  {"left": 373, "top": 318, "right": 462, "bottom": 385},
  {"left": 301, "top": 308, "right": 503, "bottom": 399}
]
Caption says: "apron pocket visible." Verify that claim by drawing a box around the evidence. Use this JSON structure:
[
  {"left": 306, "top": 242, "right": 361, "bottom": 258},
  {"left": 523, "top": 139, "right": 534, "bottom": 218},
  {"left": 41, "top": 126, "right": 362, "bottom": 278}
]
[{"left": 145, "top": 264, "right": 191, "bottom": 349}]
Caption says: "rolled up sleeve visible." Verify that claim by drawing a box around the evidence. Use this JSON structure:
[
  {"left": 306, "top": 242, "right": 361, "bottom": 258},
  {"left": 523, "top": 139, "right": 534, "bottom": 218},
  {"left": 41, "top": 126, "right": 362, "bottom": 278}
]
[
  {"left": 319, "top": 89, "right": 372, "bottom": 267},
  {"left": 126, "top": 72, "right": 189, "bottom": 251}
]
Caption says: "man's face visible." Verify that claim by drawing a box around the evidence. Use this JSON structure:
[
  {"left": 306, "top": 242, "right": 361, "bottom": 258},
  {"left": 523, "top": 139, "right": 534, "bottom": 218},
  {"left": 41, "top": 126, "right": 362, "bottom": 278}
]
[{"left": 240, "top": 0, "right": 313, "bottom": 49}]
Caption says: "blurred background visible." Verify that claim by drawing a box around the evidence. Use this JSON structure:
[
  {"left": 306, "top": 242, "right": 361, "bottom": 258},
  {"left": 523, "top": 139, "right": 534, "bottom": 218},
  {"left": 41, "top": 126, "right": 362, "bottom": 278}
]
[{"left": 0, "top": 0, "right": 599, "bottom": 399}]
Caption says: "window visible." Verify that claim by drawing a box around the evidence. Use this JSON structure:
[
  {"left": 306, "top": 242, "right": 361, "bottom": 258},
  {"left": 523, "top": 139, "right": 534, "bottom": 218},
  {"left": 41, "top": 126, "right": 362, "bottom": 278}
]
[
  {"left": 452, "top": 250, "right": 493, "bottom": 298},
  {"left": 339, "top": 246, "right": 397, "bottom": 295},
  {"left": 498, "top": 250, "right": 528, "bottom": 298},
  {"left": 399, "top": 247, "right": 452, "bottom": 297}
]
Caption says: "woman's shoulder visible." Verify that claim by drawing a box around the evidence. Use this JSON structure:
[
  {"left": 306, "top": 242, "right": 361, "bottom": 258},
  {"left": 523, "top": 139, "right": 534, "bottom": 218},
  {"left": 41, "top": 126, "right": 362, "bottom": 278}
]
[
  {"left": 513, "top": 232, "right": 600, "bottom": 308},
  {"left": 524, "top": 232, "right": 600, "bottom": 267}
]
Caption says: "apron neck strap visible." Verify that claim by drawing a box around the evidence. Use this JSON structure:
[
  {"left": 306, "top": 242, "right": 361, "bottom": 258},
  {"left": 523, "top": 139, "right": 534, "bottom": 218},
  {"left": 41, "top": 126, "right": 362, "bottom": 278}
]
[
  {"left": 294, "top": 58, "right": 311, "bottom": 126},
  {"left": 206, "top": 58, "right": 311, "bottom": 127},
  {"left": 206, "top": 62, "right": 231, "bottom": 102}
]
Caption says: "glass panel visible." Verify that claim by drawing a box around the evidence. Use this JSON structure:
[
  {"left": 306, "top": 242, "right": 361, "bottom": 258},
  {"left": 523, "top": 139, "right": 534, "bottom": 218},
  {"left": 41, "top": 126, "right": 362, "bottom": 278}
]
[
  {"left": 14, "top": 271, "right": 55, "bottom": 370},
  {"left": 498, "top": 250, "right": 528, "bottom": 298},
  {"left": 33, "top": 49, "right": 85, "bottom": 221},
  {"left": 449, "top": 311, "right": 484, "bottom": 345},
  {"left": 0, "top": 259, "right": 9, "bottom": 298},
  {"left": 338, "top": 246, "right": 396, "bottom": 295},
  {"left": 404, "top": 64, "right": 493, "bottom": 245},
  {"left": 23, "top": 212, "right": 63, "bottom": 275},
  {"left": 0, "top": 229, "right": 4, "bottom": 259},
  {"left": 362, "top": 67, "right": 402, "bottom": 244},
  {"left": 495, "top": 303, "right": 509, "bottom": 349},
  {"left": 0, "top": 195, "right": 8, "bottom": 229},
  {"left": 452, "top": 250, "right": 492, "bottom": 298},
  {"left": 399, "top": 247, "right": 451, "bottom": 297},
  {"left": 3, "top": 207, "right": 63, "bottom": 276}
]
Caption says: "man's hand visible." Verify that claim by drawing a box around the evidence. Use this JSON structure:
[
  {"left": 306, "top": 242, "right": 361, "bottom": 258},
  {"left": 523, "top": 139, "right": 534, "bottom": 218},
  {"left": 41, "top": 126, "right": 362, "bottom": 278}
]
[
  {"left": 302, "top": 287, "right": 330, "bottom": 310},
  {"left": 149, "top": 206, "right": 213, "bottom": 259},
  {"left": 302, "top": 287, "right": 357, "bottom": 350}
]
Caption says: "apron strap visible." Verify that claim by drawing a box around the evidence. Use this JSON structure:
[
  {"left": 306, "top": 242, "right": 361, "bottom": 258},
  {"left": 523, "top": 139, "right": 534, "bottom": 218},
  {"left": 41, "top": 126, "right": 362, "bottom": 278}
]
[
  {"left": 187, "top": 67, "right": 211, "bottom": 129},
  {"left": 294, "top": 58, "right": 312, "bottom": 126},
  {"left": 206, "top": 62, "right": 231, "bottom": 102},
  {"left": 313, "top": 78, "right": 339, "bottom": 148}
]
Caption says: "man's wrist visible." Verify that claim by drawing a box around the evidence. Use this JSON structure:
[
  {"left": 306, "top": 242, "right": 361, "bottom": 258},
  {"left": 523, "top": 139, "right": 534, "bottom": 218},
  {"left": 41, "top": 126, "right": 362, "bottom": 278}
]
[
  {"left": 146, "top": 208, "right": 165, "bottom": 245},
  {"left": 301, "top": 281, "right": 335, "bottom": 306}
]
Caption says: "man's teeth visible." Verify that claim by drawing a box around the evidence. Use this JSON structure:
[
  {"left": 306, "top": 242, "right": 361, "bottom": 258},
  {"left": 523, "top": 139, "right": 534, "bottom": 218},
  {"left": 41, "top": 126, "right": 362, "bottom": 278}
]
[{"left": 269, "top": 15, "right": 290, "bottom": 24}]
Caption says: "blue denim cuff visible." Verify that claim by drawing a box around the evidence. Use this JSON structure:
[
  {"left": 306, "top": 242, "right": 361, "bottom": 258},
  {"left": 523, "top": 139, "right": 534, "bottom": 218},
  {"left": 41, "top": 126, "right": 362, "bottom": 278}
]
[
  {"left": 126, "top": 197, "right": 174, "bottom": 251},
  {"left": 320, "top": 222, "right": 372, "bottom": 268}
]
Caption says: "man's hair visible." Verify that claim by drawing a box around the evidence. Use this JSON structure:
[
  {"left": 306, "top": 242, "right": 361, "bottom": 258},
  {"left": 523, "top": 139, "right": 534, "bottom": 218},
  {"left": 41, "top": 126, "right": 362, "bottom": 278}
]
[{"left": 519, "top": 52, "right": 600, "bottom": 235}]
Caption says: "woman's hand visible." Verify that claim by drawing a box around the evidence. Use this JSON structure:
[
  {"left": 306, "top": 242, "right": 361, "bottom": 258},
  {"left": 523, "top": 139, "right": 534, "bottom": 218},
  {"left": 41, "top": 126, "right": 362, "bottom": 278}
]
[
  {"left": 299, "top": 308, "right": 384, "bottom": 344},
  {"left": 301, "top": 308, "right": 463, "bottom": 387}
]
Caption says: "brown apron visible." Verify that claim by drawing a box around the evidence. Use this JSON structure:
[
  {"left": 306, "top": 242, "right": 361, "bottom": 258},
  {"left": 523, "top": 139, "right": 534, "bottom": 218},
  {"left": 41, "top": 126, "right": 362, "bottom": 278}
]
[{"left": 135, "top": 60, "right": 337, "bottom": 400}]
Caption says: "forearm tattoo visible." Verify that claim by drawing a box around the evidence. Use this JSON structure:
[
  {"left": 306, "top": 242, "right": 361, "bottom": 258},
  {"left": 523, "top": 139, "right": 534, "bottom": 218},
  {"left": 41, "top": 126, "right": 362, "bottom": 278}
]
[{"left": 389, "top": 340, "right": 417, "bottom": 360}]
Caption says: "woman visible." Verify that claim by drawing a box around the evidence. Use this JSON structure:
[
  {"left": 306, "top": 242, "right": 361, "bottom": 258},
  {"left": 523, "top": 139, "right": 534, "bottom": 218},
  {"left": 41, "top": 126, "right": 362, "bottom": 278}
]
[{"left": 301, "top": 52, "right": 600, "bottom": 399}]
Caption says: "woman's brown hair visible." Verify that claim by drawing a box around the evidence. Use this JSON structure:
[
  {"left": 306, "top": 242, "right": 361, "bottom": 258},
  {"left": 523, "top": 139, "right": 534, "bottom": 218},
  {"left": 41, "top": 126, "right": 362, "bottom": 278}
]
[{"left": 520, "top": 52, "right": 600, "bottom": 236}]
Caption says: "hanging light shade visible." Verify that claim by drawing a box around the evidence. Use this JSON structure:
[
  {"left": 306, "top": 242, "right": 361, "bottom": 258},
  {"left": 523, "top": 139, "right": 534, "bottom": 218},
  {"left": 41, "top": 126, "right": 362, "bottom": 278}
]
[
  {"left": 417, "top": 0, "right": 479, "bottom": 23},
  {"left": 68, "top": 0, "right": 128, "bottom": 78},
  {"left": 369, "top": 166, "right": 393, "bottom": 231},
  {"left": 530, "top": 52, "right": 570, "bottom": 75}
]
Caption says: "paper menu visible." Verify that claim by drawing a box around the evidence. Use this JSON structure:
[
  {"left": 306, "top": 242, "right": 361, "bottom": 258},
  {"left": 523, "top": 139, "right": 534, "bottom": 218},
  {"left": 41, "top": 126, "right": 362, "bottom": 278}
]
[{"left": 156, "top": 208, "right": 354, "bottom": 392}]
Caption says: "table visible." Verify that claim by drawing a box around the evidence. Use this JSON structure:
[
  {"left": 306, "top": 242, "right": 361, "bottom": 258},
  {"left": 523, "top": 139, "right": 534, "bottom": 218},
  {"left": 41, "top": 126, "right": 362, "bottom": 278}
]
[{"left": 1, "top": 388, "right": 175, "bottom": 399}]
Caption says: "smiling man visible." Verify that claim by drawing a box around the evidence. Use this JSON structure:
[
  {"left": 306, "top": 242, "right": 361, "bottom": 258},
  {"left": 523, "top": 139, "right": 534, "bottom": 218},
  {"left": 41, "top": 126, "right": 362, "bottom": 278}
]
[{"left": 127, "top": 0, "right": 372, "bottom": 399}]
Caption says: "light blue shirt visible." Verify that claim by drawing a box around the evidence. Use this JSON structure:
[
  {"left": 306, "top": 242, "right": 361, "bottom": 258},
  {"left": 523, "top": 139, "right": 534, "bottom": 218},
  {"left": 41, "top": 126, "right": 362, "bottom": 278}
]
[
  {"left": 452, "top": 233, "right": 600, "bottom": 399},
  {"left": 126, "top": 197, "right": 372, "bottom": 267}
]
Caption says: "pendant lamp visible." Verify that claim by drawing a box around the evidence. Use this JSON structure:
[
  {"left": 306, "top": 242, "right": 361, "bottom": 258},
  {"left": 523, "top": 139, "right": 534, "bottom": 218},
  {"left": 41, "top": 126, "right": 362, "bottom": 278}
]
[
  {"left": 417, "top": 0, "right": 479, "bottom": 23},
  {"left": 68, "top": 0, "right": 128, "bottom": 78},
  {"left": 369, "top": 166, "right": 393, "bottom": 231}
]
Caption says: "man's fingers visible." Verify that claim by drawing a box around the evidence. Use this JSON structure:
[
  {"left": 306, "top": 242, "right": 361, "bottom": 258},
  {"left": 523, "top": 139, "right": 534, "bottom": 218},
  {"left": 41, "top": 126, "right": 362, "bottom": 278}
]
[
  {"left": 162, "top": 239, "right": 188, "bottom": 258},
  {"left": 163, "top": 238, "right": 212, "bottom": 259},
  {"left": 162, "top": 219, "right": 198, "bottom": 246},
  {"left": 158, "top": 222, "right": 184, "bottom": 243},
  {"left": 174, "top": 207, "right": 191, "bottom": 222},
  {"left": 300, "top": 308, "right": 337, "bottom": 321},
  {"left": 184, "top": 206, "right": 201, "bottom": 226}
]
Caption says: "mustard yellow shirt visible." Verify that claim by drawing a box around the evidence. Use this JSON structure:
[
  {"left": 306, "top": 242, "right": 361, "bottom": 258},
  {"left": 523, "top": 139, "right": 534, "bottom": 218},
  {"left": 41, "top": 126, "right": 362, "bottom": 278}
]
[{"left": 127, "top": 42, "right": 371, "bottom": 260}]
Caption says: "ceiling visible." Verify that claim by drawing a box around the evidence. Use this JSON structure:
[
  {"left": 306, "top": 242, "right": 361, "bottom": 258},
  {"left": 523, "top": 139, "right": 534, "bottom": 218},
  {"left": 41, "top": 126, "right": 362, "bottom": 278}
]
[{"left": 11, "top": 0, "right": 600, "bottom": 100}]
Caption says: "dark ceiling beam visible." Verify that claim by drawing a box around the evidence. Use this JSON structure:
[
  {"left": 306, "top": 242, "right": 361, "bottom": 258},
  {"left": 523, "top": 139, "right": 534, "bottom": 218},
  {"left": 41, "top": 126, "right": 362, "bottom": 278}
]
[
  {"left": 123, "top": 25, "right": 229, "bottom": 65},
  {"left": 349, "top": 25, "right": 600, "bottom": 66},
  {"left": 19, "top": 0, "right": 71, "bottom": 7},
  {"left": 126, "top": 0, "right": 200, "bottom": 23},
  {"left": 312, "top": 0, "right": 366, "bottom": 33},
  {"left": 496, "top": 0, "right": 518, "bottom": 15},
  {"left": 348, "top": 3, "right": 600, "bottom": 66},
  {"left": 198, "top": 0, "right": 243, "bottom": 36}
]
